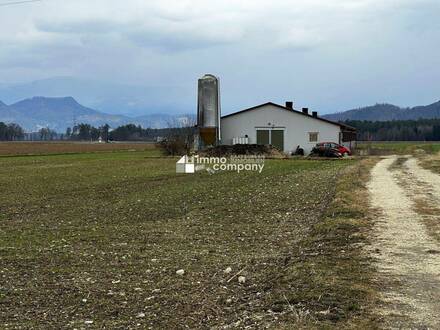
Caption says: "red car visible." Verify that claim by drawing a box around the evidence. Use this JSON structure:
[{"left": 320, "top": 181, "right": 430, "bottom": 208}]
[{"left": 314, "top": 142, "right": 352, "bottom": 156}]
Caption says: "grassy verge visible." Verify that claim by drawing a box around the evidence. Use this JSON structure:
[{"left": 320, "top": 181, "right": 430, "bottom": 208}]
[{"left": 272, "top": 158, "right": 379, "bottom": 329}]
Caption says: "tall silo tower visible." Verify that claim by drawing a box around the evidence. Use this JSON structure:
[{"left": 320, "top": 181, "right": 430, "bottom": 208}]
[{"left": 197, "top": 74, "right": 221, "bottom": 147}]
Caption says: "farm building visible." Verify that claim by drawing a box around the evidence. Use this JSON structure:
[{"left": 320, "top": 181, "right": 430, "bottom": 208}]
[{"left": 220, "top": 102, "right": 356, "bottom": 155}]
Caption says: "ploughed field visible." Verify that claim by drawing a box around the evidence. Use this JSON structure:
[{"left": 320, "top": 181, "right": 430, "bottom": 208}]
[
  {"left": 0, "top": 142, "right": 160, "bottom": 156},
  {"left": 356, "top": 141, "right": 440, "bottom": 155},
  {"left": 0, "top": 144, "right": 373, "bottom": 328}
]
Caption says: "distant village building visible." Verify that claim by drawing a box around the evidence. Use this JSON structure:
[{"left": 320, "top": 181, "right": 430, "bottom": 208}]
[{"left": 220, "top": 102, "right": 356, "bottom": 154}]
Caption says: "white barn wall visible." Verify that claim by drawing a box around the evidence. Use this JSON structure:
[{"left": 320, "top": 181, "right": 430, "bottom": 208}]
[{"left": 220, "top": 104, "right": 342, "bottom": 154}]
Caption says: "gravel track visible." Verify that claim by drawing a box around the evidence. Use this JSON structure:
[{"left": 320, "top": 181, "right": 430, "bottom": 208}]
[{"left": 368, "top": 156, "right": 440, "bottom": 329}]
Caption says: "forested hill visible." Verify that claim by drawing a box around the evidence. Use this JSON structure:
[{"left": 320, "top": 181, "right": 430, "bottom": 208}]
[
  {"left": 346, "top": 119, "right": 440, "bottom": 141},
  {"left": 324, "top": 101, "right": 440, "bottom": 121}
]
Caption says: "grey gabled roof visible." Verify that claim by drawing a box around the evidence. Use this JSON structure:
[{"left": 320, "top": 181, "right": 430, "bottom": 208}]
[{"left": 221, "top": 102, "right": 356, "bottom": 131}]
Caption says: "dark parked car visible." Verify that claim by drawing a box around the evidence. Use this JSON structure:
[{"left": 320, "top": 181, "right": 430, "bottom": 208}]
[{"left": 311, "top": 142, "right": 351, "bottom": 158}]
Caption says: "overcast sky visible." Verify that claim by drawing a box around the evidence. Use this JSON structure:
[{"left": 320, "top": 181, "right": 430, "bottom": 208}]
[{"left": 0, "top": 0, "right": 439, "bottom": 114}]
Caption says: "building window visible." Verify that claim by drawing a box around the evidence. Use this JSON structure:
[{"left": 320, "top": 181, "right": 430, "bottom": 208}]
[{"left": 309, "top": 132, "right": 319, "bottom": 142}]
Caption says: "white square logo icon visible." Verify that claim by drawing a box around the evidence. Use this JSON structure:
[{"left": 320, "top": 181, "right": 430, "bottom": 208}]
[{"left": 176, "top": 156, "right": 195, "bottom": 174}]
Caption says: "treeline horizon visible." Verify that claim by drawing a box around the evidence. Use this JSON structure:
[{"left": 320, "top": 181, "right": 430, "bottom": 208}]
[
  {"left": 345, "top": 119, "right": 440, "bottom": 141},
  {"left": 0, "top": 122, "right": 192, "bottom": 142},
  {"left": 2, "top": 119, "right": 440, "bottom": 142},
  {"left": 0, "top": 122, "right": 24, "bottom": 141}
]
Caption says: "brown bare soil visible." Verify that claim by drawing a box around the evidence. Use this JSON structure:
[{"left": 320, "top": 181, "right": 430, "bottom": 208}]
[
  {"left": 0, "top": 142, "right": 157, "bottom": 156},
  {"left": 0, "top": 148, "right": 378, "bottom": 329}
]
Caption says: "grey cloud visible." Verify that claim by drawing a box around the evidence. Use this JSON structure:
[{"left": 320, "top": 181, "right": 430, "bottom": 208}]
[
  {"left": 0, "top": 0, "right": 439, "bottom": 114},
  {"left": 35, "top": 18, "right": 243, "bottom": 53},
  {"left": 36, "top": 19, "right": 118, "bottom": 35},
  {"left": 127, "top": 28, "right": 238, "bottom": 52}
]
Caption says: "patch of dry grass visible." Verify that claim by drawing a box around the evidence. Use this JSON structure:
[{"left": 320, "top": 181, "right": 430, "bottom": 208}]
[
  {"left": 412, "top": 199, "right": 440, "bottom": 243},
  {"left": 419, "top": 152, "right": 440, "bottom": 174}
]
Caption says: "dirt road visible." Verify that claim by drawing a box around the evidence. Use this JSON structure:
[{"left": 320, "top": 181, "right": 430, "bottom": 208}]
[{"left": 368, "top": 155, "right": 440, "bottom": 328}]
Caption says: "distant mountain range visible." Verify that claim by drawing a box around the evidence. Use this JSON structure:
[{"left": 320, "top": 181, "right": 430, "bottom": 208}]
[
  {"left": 2, "top": 93, "right": 440, "bottom": 132},
  {"left": 0, "top": 77, "right": 192, "bottom": 117},
  {"left": 323, "top": 101, "right": 440, "bottom": 122},
  {"left": 0, "top": 96, "right": 193, "bottom": 132}
]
